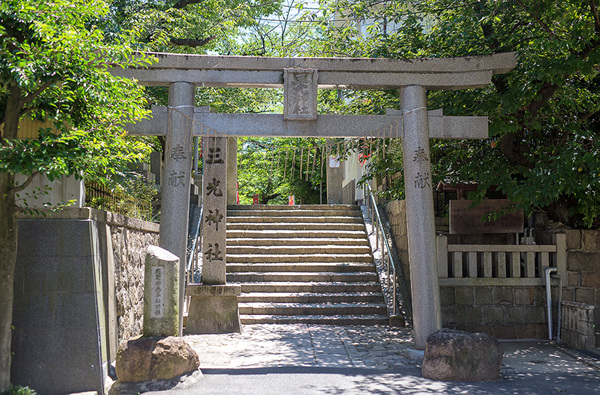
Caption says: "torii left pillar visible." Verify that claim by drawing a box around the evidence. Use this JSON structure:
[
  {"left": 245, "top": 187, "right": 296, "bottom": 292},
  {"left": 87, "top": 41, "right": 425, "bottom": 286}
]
[{"left": 160, "top": 82, "right": 194, "bottom": 336}]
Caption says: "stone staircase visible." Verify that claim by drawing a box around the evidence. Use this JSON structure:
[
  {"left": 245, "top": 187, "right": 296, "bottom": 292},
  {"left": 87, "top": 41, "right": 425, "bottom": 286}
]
[{"left": 226, "top": 204, "right": 388, "bottom": 325}]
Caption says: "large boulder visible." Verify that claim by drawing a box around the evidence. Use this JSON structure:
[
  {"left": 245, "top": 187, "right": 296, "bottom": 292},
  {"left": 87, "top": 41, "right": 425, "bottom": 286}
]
[
  {"left": 115, "top": 336, "right": 200, "bottom": 383},
  {"left": 421, "top": 329, "right": 503, "bottom": 381}
]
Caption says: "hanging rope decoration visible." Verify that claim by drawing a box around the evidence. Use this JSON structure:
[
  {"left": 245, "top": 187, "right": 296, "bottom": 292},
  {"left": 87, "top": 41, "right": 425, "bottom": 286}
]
[{"left": 166, "top": 105, "right": 429, "bottom": 185}]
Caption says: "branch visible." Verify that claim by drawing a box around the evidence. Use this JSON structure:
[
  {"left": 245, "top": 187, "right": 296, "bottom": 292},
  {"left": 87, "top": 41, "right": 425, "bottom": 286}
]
[
  {"left": 19, "top": 80, "right": 56, "bottom": 107},
  {"left": 172, "top": 0, "right": 205, "bottom": 9},
  {"left": 12, "top": 171, "right": 41, "bottom": 194},
  {"left": 514, "top": 0, "right": 556, "bottom": 38},
  {"left": 582, "top": 109, "right": 599, "bottom": 120},
  {"left": 169, "top": 36, "right": 215, "bottom": 47},
  {"left": 528, "top": 82, "right": 559, "bottom": 119},
  {"left": 591, "top": 0, "right": 600, "bottom": 28}
]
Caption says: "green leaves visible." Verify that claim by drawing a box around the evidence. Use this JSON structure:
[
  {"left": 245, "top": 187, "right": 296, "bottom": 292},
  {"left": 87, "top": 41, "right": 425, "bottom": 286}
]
[
  {"left": 313, "top": 0, "right": 600, "bottom": 228},
  {"left": 1, "top": 0, "right": 153, "bottom": 204}
]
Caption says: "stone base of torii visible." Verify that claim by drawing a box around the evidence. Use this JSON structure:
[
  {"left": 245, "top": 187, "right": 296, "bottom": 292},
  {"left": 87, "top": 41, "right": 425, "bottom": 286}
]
[{"left": 116, "top": 52, "right": 516, "bottom": 348}]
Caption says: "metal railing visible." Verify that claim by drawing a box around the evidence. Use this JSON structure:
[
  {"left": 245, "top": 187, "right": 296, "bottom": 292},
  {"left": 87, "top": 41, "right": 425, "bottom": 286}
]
[
  {"left": 186, "top": 205, "right": 203, "bottom": 285},
  {"left": 362, "top": 183, "right": 409, "bottom": 321}
]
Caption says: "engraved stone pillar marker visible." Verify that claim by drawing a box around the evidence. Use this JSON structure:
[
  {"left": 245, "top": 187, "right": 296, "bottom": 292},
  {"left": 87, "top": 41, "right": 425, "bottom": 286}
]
[
  {"left": 160, "top": 81, "right": 195, "bottom": 336},
  {"left": 186, "top": 136, "right": 241, "bottom": 333},
  {"left": 401, "top": 85, "right": 442, "bottom": 349},
  {"left": 201, "top": 136, "right": 227, "bottom": 284},
  {"left": 143, "top": 245, "right": 180, "bottom": 337}
]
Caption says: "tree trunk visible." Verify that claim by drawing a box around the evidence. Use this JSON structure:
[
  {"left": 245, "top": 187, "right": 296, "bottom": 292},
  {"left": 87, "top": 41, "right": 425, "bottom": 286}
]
[
  {"left": 0, "top": 173, "right": 17, "bottom": 391},
  {"left": 0, "top": 85, "right": 22, "bottom": 390}
]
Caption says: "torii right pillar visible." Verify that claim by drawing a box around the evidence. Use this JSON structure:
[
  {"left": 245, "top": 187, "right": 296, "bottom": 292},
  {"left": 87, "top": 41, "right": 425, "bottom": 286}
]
[{"left": 401, "top": 85, "right": 442, "bottom": 349}]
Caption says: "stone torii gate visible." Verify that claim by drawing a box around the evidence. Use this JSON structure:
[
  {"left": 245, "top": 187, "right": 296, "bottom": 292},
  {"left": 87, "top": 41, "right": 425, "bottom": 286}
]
[{"left": 113, "top": 52, "right": 516, "bottom": 348}]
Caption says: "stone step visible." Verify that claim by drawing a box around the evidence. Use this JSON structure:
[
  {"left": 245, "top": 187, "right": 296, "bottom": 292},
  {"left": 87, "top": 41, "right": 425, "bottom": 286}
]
[
  {"left": 227, "top": 245, "right": 372, "bottom": 255},
  {"left": 227, "top": 238, "right": 370, "bottom": 247},
  {"left": 221, "top": 203, "right": 386, "bottom": 326},
  {"left": 226, "top": 222, "right": 366, "bottom": 231},
  {"left": 228, "top": 209, "right": 362, "bottom": 218},
  {"left": 239, "top": 282, "right": 382, "bottom": 293},
  {"left": 227, "top": 216, "right": 364, "bottom": 224},
  {"left": 227, "top": 262, "right": 376, "bottom": 273},
  {"left": 239, "top": 302, "right": 387, "bottom": 316},
  {"left": 229, "top": 204, "right": 360, "bottom": 211},
  {"left": 227, "top": 253, "right": 373, "bottom": 264},
  {"left": 239, "top": 314, "right": 389, "bottom": 325},
  {"left": 228, "top": 272, "right": 379, "bottom": 283},
  {"left": 238, "top": 292, "right": 384, "bottom": 304},
  {"left": 226, "top": 230, "right": 367, "bottom": 239}
]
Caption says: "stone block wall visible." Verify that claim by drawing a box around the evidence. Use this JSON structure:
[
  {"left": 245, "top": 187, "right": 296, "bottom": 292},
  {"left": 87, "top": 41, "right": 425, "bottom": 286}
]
[
  {"left": 13, "top": 208, "right": 159, "bottom": 391},
  {"left": 384, "top": 199, "right": 564, "bottom": 340},
  {"left": 538, "top": 229, "right": 600, "bottom": 351},
  {"left": 562, "top": 301, "right": 597, "bottom": 350},
  {"left": 17, "top": 208, "right": 160, "bottom": 351},
  {"left": 107, "top": 213, "right": 160, "bottom": 343},
  {"left": 385, "top": 200, "right": 410, "bottom": 288},
  {"left": 440, "top": 286, "right": 547, "bottom": 339}
]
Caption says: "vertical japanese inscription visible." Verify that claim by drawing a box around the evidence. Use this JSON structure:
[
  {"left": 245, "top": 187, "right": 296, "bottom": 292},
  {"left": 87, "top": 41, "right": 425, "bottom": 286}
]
[
  {"left": 206, "top": 147, "right": 223, "bottom": 164},
  {"left": 151, "top": 266, "right": 165, "bottom": 318},
  {"left": 283, "top": 68, "right": 318, "bottom": 121},
  {"left": 168, "top": 170, "right": 186, "bottom": 187},
  {"left": 205, "top": 208, "right": 224, "bottom": 231},
  {"left": 412, "top": 146, "right": 431, "bottom": 189},
  {"left": 202, "top": 137, "right": 228, "bottom": 284},
  {"left": 171, "top": 144, "right": 187, "bottom": 162}
]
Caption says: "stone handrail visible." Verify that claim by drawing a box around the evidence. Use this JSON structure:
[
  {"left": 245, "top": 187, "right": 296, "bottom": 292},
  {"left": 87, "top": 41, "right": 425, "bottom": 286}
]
[{"left": 436, "top": 233, "right": 567, "bottom": 286}]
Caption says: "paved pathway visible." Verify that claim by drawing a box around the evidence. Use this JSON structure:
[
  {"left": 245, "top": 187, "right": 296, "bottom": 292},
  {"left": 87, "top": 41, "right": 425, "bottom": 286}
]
[{"left": 127, "top": 324, "right": 600, "bottom": 394}]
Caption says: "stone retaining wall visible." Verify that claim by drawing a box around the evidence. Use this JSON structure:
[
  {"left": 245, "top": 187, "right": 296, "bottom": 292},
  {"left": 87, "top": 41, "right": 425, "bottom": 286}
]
[
  {"left": 385, "top": 200, "right": 411, "bottom": 290},
  {"left": 19, "top": 208, "right": 160, "bottom": 346},
  {"left": 538, "top": 229, "right": 600, "bottom": 351},
  {"left": 106, "top": 213, "right": 160, "bottom": 343},
  {"left": 384, "top": 200, "right": 575, "bottom": 340},
  {"left": 440, "top": 285, "right": 547, "bottom": 339}
]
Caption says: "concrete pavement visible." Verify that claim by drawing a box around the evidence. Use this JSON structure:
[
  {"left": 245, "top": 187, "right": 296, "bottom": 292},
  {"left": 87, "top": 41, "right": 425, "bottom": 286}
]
[{"left": 113, "top": 324, "right": 600, "bottom": 394}]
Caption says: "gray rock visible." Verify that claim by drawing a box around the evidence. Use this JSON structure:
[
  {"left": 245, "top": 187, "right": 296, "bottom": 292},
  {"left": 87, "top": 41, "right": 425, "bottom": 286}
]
[
  {"left": 421, "top": 328, "right": 503, "bottom": 381},
  {"left": 115, "top": 336, "right": 200, "bottom": 383}
]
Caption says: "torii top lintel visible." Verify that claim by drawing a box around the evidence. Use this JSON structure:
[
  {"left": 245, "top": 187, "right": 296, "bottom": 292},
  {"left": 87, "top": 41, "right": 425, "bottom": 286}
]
[{"left": 112, "top": 52, "right": 516, "bottom": 90}]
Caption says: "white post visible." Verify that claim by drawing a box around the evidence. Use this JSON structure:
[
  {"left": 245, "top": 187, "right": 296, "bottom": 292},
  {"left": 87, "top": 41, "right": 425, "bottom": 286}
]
[
  {"left": 160, "top": 81, "right": 195, "bottom": 336},
  {"left": 401, "top": 85, "right": 442, "bottom": 349}
]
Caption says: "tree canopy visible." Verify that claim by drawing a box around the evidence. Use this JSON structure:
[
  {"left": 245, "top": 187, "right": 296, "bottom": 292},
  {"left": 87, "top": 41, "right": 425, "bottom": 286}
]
[
  {"left": 0, "top": 0, "right": 155, "bottom": 388},
  {"left": 313, "top": 0, "right": 600, "bottom": 228}
]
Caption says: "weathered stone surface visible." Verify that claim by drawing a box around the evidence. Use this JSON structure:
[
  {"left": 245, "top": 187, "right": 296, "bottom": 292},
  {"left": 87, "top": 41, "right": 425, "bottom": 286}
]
[
  {"left": 402, "top": 85, "right": 442, "bottom": 349},
  {"left": 115, "top": 336, "right": 200, "bottom": 383},
  {"left": 421, "top": 329, "right": 503, "bottom": 381},
  {"left": 567, "top": 251, "right": 600, "bottom": 271},
  {"left": 109, "top": 370, "right": 203, "bottom": 395},
  {"left": 202, "top": 136, "right": 228, "bottom": 284},
  {"left": 112, "top": 224, "right": 160, "bottom": 343},
  {"left": 112, "top": 52, "right": 517, "bottom": 90},
  {"left": 581, "top": 229, "right": 600, "bottom": 251},
  {"left": 143, "top": 245, "right": 180, "bottom": 337},
  {"left": 185, "top": 284, "right": 242, "bottom": 334}
]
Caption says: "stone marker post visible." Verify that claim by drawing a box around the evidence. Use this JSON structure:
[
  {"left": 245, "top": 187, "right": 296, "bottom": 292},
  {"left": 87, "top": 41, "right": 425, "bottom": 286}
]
[
  {"left": 202, "top": 136, "right": 228, "bottom": 284},
  {"left": 401, "top": 85, "right": 442, "bottom": 349},
  {"left": 160, "top": 81, "right": 195, "bottom": 336},
  {"left": 143, "top": 245, "right": 180, "bottom": 337},
  {"left": 185, "top": 135, "right": 241, "bottom": 334}
]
